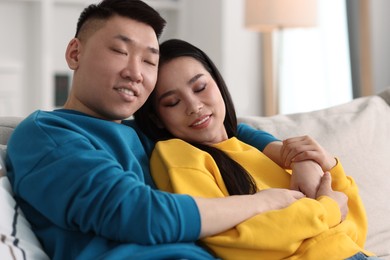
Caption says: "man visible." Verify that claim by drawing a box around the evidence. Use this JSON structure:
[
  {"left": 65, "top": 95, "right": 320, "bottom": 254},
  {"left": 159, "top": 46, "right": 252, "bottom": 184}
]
[{"left": 5, "top": 0, "right": 329, "bottom": 259}]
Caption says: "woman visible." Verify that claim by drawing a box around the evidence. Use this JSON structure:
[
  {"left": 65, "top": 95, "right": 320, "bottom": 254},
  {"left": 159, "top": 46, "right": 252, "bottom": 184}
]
[{"left": 134, "top": 39, "right": 375, "bottom": 259}]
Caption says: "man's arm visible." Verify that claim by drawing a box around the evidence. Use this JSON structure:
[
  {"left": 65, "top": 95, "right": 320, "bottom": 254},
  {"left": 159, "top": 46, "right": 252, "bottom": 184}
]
[
  {"left": 236, "top": 123, "right": 279, "bottom": 152},
  {"left": 194, "top": 189, "right": 304, "bottom": 238},
  {"left": 237, "top": 124, "right": 336, "bottom": 170},
  {"left": 237, "top": 124, "right": 337, "bottom": 198}
]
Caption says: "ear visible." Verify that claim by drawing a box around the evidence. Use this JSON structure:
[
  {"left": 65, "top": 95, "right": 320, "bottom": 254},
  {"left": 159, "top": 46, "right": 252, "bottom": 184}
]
[
  {"left": 149, "top": 113, "right": 165, "bottom": 129},
  {"left": 65, "top": 38, "right": 81, "bottom": 70}
]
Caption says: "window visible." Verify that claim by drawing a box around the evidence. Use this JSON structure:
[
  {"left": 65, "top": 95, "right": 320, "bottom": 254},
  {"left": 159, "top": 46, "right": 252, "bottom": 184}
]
[{"left": 278, "top": 0, "right": 352, "bottom": 114}]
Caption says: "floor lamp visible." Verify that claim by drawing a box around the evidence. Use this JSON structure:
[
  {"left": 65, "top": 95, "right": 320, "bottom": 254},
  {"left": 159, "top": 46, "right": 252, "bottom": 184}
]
[{"left": 245, "top": 0, "right": 318, "bottom": 116}]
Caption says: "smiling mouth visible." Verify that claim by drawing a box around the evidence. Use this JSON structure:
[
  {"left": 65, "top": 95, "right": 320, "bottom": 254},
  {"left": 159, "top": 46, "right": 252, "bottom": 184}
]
[
  {"left": 191, "top": 115, "right": 210, "bottom": 127},
  {"left": 116, "top": 88, "right": 136, "bottom": 96}
]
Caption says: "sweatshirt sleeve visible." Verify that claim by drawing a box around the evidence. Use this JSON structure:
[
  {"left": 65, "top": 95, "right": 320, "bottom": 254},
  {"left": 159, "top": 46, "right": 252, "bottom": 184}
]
[
  {"left": 327, "top": 159, "right": 368, "bottom": 247},
  {"left": 151, "top": 140, "right": 367, "bottom": 259},
  {"left": 237, "top": 123, "right": 279, "bottom": 152}
]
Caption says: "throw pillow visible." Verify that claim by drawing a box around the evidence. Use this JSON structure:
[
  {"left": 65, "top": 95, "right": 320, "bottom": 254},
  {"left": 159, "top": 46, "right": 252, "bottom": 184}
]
[{"left": 0, "top": 175, "right": 49, "bottom": 259}]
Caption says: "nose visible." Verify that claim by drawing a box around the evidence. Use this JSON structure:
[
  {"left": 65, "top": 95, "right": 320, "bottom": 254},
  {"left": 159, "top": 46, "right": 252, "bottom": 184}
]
[
  {"left": 186, "top": 98, "right": 203, "bottom": 116},
  {"left": 120, "top": 57, "right": 143, "bottom": 83}
]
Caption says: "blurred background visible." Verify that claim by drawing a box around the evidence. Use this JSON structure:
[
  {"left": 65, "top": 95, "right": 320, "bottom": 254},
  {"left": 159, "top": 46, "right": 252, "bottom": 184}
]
[{"left": 0, "top": 0, "right": 389, "bottom": 117}]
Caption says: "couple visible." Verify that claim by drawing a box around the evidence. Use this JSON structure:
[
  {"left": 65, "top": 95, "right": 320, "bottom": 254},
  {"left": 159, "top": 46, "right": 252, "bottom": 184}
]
[{"left": 5, "top": 0, "right": 375, "bottom": 259}]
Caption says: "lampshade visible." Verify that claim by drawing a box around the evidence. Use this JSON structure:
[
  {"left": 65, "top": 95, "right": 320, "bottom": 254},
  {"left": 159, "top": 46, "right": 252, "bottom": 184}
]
[{"left": 245, "top": 0, "right": 318, "bottom": 31}]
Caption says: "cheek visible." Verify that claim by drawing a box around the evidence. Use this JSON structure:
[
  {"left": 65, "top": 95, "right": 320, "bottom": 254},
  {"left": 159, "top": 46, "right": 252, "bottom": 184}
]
[
  {"left": 210, "top": 89, "right": 227, "bottom": 118},
  {"left": 157, "top": 108, "right": 181, "bottom": 131},
  {"left": 143, "top": 67, "right": 158, "bottom": 92},
  {"left": 209, "top": 88, "right": 225, "bottom": 108},
  {"left": 82, "top": 56, "right": 116, "bottom": 83},
  {"left": 217, "top": 95, "right": 226, "bottom": 110}
]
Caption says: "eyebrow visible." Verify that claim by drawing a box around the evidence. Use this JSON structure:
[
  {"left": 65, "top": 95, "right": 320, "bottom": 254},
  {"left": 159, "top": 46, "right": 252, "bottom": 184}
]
[
  {"left": 113, "top": 34, "right": 159, "bottom": 55},
  {"left": 157, "top": 73, "right": 205, "bottom": 102},
  {"left": 188, "top": 73, "right": 204, "bottom": 85}
]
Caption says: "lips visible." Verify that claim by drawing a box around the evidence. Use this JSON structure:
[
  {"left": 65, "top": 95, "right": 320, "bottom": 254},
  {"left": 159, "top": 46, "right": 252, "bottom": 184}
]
[
  {"left": 114, "top": 85, "right": 140, "bottom": 102},
  {"left": 116, "top": 87, "right": 136, "bottom": 96},
  {"left": 190, "top": 115, "right": 211, "bottom": 127}
]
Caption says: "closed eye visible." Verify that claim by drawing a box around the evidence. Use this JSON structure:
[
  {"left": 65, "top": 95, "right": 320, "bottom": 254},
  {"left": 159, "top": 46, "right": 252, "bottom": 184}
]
[
  {"left": 111, "top": 48, "right": 127, "bottom": 55},
  {"left": 144, "top": 60, "right": 157, "bottom": 66},
  {"left": 163, "top": 99, "right": 180, "bottom": 107},
  {"left": 194, "top": 84, "right": 206, "bottom": 93}
]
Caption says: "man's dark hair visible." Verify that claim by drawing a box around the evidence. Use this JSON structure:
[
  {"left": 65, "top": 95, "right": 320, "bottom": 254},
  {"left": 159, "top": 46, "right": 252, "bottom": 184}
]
[{"left": 75, "top": 0, "right": 166, "bottom": 39}]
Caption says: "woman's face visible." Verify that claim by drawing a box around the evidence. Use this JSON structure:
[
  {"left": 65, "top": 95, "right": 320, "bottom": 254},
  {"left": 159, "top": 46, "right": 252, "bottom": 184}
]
[{"left": 154, "top": 56, "right": 228, "bottom": 145}]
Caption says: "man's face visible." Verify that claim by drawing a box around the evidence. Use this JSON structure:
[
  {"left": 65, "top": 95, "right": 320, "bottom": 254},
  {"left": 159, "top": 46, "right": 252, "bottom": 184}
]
[{"left": 65, "top": 15, "right": 159, "bottom": 122}]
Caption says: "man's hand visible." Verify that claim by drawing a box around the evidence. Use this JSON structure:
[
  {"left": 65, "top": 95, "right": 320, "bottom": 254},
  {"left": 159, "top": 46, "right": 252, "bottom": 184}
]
[
  {"left": 195, "top": 189, "right": 305, "bottom": 238},
  {"left": 281, "top": 136, "right": 337, "bottom": 172},
  {"left": 254, "top": 188, "right": 306, "bottom": 213}
]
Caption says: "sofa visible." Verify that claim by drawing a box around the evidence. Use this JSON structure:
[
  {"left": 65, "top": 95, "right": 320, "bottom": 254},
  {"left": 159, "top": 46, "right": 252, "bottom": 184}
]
[{"left": 1, "top": 87, "right": 389, "bottom": 259}]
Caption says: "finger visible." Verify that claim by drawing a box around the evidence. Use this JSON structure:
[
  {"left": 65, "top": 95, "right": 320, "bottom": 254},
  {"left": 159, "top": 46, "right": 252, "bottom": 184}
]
[
  {"left": 284, "top": 136, "right": 318, "bottom": 153},
  {"left": 283, "top": 136, "right": 309, "bottom": 145},
  {"left": 282, "top": 141, "right": 304, "bottom": 166},
  {"left": 292, "top": 150, "right": 320, "bottom": 163},
  {"left": 317, "top": 172, "right": 332, "bottom": 195},
  {"left": 290, "top": 190, "right": 305, "bottom": 199},
  {"left": 321, "top": 172, "right": 332, "bottom": 187},
  {"left": 283, "top": 139, "right": 316, "bottom": 165}
]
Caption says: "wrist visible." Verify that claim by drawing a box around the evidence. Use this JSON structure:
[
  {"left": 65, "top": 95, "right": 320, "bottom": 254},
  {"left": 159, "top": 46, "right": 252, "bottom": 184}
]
[
  {"left": 291, "top": 160, "right": 323, "bottom": 174},
  {"left": 324, "top": 157, "right": 337, "bottom": 171}
]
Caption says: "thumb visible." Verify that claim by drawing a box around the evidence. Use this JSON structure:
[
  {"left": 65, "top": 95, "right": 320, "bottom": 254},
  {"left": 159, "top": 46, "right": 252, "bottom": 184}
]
[
  {"left": 321, "top": 171, "right": 332, "bottom": 185},
  {"left": 317, "top": 172, "right": 332, "bottom": 195}
]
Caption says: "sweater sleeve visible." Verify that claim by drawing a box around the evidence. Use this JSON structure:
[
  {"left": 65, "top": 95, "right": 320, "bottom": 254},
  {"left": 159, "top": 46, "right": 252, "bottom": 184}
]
[
  {"left": 6, "top": 112, "right": 201, "bottom": 245},
  {"left": 237, "top": 123, "right": 279, "bottom": 152}
]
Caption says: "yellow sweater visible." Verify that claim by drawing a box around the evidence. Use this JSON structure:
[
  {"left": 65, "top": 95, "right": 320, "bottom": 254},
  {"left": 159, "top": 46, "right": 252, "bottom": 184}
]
[{"left": 151, "top": 137, "right": 371, "bottom": 260}]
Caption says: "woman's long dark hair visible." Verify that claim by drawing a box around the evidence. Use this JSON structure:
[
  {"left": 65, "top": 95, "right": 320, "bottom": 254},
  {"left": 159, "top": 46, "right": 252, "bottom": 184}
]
[{"left": 134, "top": 39, "right": 257, "bottom": 195}]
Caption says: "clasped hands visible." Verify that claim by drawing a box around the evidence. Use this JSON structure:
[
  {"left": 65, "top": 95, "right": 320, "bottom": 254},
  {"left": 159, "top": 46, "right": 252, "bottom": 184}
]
[{"left": 261, "top": 136, "right": 348, "bottom": 221}]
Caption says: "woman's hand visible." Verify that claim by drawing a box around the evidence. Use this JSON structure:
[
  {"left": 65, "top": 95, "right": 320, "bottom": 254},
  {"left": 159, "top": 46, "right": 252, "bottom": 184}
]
[
  {"left": 281, "top": 135, "right": 337, "bottom": 172},
  {"left": 316, "top": 172, "right": 348, "bottom": 221}
]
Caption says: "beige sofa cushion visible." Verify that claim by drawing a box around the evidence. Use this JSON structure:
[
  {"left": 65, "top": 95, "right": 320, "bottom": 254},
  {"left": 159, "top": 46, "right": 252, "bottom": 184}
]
[{"left": 239, "top": 90, "right": 390, "bottom": 259}]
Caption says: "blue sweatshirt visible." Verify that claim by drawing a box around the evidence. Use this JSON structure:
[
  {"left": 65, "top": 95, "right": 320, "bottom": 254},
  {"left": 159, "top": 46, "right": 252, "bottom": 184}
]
[{"left": 6, "top": 109, "right": 277, "bottom": 259}]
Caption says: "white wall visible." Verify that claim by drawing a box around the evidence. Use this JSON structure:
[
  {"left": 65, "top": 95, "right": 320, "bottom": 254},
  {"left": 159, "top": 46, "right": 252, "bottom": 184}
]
[
  {"left": 0, "top": 2, "right": 29, "bottom": 116},
  {"left": 222, "top": 0, "right": 262, "bottom": 117},
  {"left": 179, "top": 0, "right": 262, "bottom": 116},
  {"left": 1, "top": 0, "right": 388, "bottom": 117}
]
